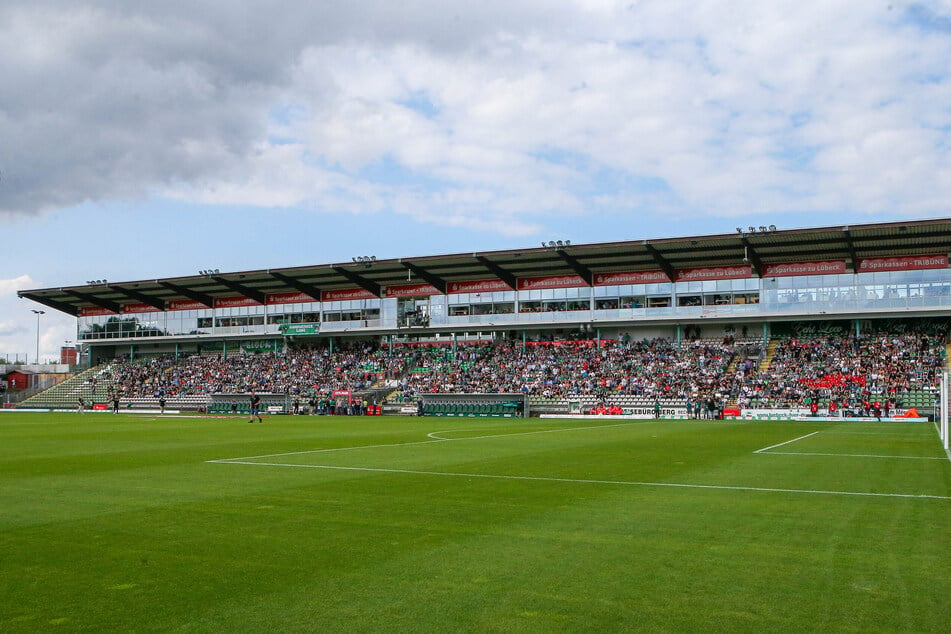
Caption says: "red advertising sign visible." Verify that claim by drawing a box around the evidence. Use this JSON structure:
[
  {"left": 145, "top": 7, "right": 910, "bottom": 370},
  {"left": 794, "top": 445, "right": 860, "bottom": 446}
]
[
  {"left": 675, "top": 265, "right": 752, "bottom": 282},
  {"left": 332, "top": 389, "right": 353, "bottom": 404},
  {"left": 266, "top": 291, "right": 317, "bottom": 305},
  {"left": 214, "top": 295, "right": 261, "bottom": 309},
  {"left": 594, "top": 270, "right": 669, "bottom": 286},
  {"left": 517, "top": 275, "right": 588, "bottom": 290},
  {"left": 122, "top": 303, "right": 162, "bottom": 314},
  {"left": 763, "top": 260, "right": 847, "bottom": 277},
  {"left": 79, "top": 307, "right": 116, "bottom": 317},
  {"left": 323, "top": 288, "right": 377, "bottom": 302},
  {"left": 524, "top": 340, "right": 610, "bottom": 347},
  {"left": 447, "top": 279, "right": 512, "bottom": 294},
  {"left": 168, "top": 299, "right": 210, "bottom": 311},
  {"left": 384, "top": 283, "right": 440, "bottom": 298},
  {"left": 858, "top": 254, "right": 948, "bottom": 273}
]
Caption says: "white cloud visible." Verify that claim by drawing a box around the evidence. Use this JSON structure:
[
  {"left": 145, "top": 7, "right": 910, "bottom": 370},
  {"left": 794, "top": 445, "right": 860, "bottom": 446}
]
[
  {"left": 0, "top": 320, "right": 28, "bottom": 338},
  {"left": 0, "top": 275, "right": 75, "bottom": 363},
  {"left": 0, "top": 275, "right": 35, "bottom": 296},
  {"left": 2, "top": 1, "right": 950, "bottom": 232}
]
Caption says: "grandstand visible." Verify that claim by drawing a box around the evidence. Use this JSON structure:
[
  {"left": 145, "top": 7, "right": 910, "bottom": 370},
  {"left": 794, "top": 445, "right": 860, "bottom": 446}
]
[{"left": 14, "top": 218, "right": 951, "bottom": 419}]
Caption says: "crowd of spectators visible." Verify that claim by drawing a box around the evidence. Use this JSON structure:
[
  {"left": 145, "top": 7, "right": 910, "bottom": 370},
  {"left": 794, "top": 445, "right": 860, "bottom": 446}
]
[
  {"left": 95, "top": 330, "right": 946, "bottom": 411},
  {"left": 733, "top": 333, "right": 946, "bottom": 409},
  {"left": 103, "top": 342, "right": 403, "bottom": 398},
  {"left": 391, "top": 339, "right": 743, "bottom": 404}
]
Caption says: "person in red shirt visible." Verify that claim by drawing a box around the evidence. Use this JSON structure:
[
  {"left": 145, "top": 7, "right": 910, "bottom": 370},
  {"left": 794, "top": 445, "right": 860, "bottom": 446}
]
[{"left": 828, "top": 399, "right": 837, "bottom": 417}]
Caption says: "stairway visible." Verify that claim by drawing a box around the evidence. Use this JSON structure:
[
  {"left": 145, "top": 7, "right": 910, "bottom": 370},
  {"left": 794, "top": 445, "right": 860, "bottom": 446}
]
[
  {"left": 19, "top": 364, "right": 110, "bottom": 409},
  {"left": 758, "top": 339, "right": 780, "bottom": 373}
]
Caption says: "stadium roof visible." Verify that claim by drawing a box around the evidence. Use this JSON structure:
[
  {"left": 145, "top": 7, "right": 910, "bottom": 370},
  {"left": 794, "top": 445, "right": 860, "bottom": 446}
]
[{"left": 18, "top": 218, "right": 951, "bottom": 317}]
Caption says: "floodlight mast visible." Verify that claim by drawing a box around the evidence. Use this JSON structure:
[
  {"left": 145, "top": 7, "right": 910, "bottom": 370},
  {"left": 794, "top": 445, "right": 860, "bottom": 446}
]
[{"left": 31, "top": 309, "right": 45, "bottom": 363}]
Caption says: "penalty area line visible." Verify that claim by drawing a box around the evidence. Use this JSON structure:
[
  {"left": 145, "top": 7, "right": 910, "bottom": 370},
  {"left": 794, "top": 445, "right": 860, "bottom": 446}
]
[
  {"left": 425, "top": 419, "right": 662, "bottom": 441},
  {"left": 759, "top": 451, "right": 947, "bottom": 460},
  {"left": 206, "top": 460, "right": 951, "bottom": 501},
  {"left": 753, "top": 431, "right": 821, "bottom": 454}
]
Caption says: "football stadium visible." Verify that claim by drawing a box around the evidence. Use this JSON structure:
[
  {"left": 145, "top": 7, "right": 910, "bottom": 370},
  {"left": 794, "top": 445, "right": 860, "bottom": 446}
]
[{"left": 3, "top": 217, "right": 951, "bottom": 631}]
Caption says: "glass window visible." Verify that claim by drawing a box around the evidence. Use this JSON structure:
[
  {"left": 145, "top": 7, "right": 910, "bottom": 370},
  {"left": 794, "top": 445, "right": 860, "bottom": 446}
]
[{"left": 620, "top": 295, "right": 646, "bottom": 308}]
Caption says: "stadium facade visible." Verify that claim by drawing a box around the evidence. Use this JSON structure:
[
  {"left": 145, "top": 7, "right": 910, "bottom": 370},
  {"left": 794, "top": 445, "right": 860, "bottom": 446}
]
[{"left": 18, "top": 218, "right": 951, "bottom": 364}]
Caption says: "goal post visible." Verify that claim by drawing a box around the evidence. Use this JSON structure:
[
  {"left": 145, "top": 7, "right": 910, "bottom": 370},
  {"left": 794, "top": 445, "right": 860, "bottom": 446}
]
[{"left": 941, "top": 371, "right": 949, "bottom": 451}]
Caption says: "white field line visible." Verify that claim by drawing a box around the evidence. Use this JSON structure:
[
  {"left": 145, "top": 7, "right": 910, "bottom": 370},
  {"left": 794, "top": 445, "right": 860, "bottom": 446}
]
[
  {"left": 754, "top": 429, "right": 947, "bottom": 461},
  {"left": 207, "top": 438, "right": 449, "bottom": 463},
  {"left": 210, "top": 420, "right": 662, "bottom": 463},
  {"left": 207, "top": 461, "right": 951, "bottom": 501},
  {"left": 753, "top": 431, "right": 821, "bottom": 454},
  {"left": 425, "top": 419, "right": 660, "bottom": 441},
  {"left": 758, "top": 451, "right": 946, "bottom": 461},
  {"left": 821, "top": 430, "right": 935, "bottom": 437}
]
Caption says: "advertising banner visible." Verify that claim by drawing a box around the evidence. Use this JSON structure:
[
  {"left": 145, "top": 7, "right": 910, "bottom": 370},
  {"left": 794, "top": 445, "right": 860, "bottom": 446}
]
[
  {"left": 266, "top": 291, "right": 317, "bottom": 305},
  {"left": 332, "top": 389, "right": 353, "bottom": 404},
  {"left": 168, "top": 300, "right": 211, "bottom": 311},
  {"left": 763, "top": 261, "right": 847, "bottom": 277},
  {"left": 740, "top": 408, "right": 926, "bottom": 421},
  {"left": 517, "top": 274, "right": 587, "bottom": 291},
  {"left": 122, "top": 303, "right": 162, "bottom": 314},
  {"left": 593, "top": 270, "right": 669, "bottom": 286},
  {"left": 80, "top": 307, "right": 116, "bottom": 317},
  {"left": 623, "top": 406, "right": 687, "bottom": 418},
  {"left": 524, "top": 340, "right": 609, "bottom": 347},
  {"left": 675, "top": 265, "right": 752, "bottom": 282},
  {"left": 384, "top": 283, "right": 440, "bottom": 298},
  {"left": 214, "top": 296, "right": 261, "bottom": 309},
  {"left": 280, "top": 323, "right": 320, "bottom": 336},
  {"left": 858, "top": 254, "right": 948, "bottom": 273},
  {"left": 323, "top": 288, "right": 377, "bottom": 301},
  {"left": 447, "top": 279, "right": 512, "bottom": 294},
  {"left": 740, "top": 408, "right": 811, "bottom": 419}
]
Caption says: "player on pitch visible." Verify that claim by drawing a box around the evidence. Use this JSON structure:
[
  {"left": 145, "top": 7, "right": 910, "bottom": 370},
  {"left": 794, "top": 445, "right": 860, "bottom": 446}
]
[{"left": 249, "top": 393, "right": 263, "bottom": 423}]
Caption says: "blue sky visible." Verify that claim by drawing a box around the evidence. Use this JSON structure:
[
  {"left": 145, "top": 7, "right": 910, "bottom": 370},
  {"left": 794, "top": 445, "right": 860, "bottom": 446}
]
[{"left": 1, "top": 0, "right": 950, "bottom": 362}]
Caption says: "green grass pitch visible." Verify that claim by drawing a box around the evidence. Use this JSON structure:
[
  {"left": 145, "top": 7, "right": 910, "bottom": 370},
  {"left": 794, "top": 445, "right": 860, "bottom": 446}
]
[{"left": 1, "top": 412, "right": 949, "bottom": 632}]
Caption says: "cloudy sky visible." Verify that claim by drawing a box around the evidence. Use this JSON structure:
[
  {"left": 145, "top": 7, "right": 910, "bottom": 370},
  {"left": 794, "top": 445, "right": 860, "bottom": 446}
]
[{"left": 1, "top": 0, "right": 949, "bottom": 362}]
